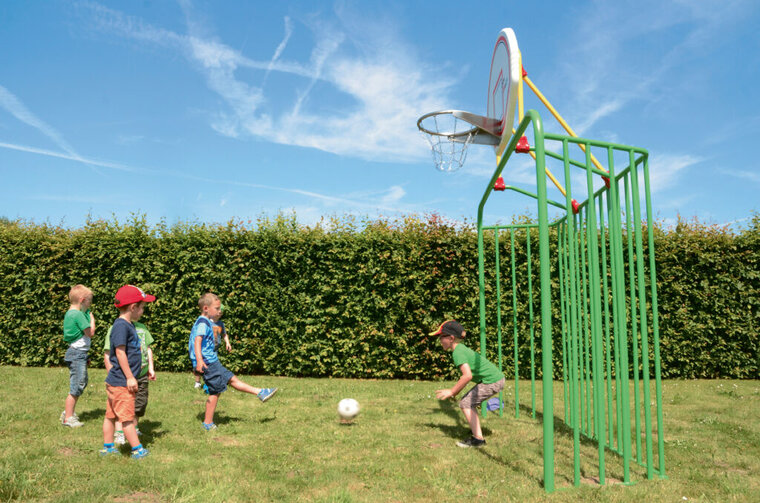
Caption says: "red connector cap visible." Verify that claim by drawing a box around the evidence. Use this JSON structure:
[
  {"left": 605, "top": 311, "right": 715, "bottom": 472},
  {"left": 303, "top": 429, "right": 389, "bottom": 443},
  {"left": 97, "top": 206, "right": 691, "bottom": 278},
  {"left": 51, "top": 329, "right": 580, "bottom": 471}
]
[
  {"left": 515, "top": 136, "right": 531, "bottom": 153},
  {"left": 494, "top": 176, "right": 506, "bottom": 191},
  {"left": 522, "top": 65, "right": 528, "bottom": 78},
  {"left": 602, "top": 176, "right": 610, "bottom": 189},
  {"left": 571, "top": 199, "right": 580, "bottom": 215}
]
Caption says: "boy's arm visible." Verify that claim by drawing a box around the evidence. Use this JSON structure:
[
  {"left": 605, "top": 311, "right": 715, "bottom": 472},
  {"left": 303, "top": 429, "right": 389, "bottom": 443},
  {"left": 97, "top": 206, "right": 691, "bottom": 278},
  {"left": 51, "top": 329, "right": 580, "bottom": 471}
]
[
  {"left": 435, "top": 363, "right": 473, "bottom": 400},
  {"left": 147, "top": 347, "right": 156, "bottom": 380},
  {"left": 115, "top": 345, "right": 138, "bottom": 392},
  {"left": 89, "top": 311, "right": 96, "bottom": 337},
  {"left": 104, "top": 350, "right": 112, "bottom": 372},
  {"left": 194, "top": 336, "right": 207, "bottom": 373},
  {"left": 224, "top": 331, "right": 232, "bottom": 352}
]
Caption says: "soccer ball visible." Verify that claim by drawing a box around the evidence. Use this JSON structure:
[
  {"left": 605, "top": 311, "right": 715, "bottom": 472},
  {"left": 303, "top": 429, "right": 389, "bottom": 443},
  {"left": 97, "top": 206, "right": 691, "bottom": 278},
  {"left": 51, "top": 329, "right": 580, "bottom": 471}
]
[{"left": 337, "top": 398, "right": 360, "bottom": 421}]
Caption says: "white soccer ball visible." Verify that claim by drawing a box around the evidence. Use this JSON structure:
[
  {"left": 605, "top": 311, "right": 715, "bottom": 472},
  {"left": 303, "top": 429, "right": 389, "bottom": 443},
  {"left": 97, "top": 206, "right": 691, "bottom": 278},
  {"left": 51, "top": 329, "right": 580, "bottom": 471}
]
[{"left": 337, "top": 398, "right": 360, "bottom": 420}]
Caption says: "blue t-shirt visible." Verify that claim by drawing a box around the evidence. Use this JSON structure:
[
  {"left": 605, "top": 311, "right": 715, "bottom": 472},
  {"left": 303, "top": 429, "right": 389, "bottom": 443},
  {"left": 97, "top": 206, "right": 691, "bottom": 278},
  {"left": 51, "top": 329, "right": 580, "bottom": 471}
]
[
  {"left": 188, "top": 316, "right": 218, "bottom": 366},
  {"left": 105, "top": 318, "right": 142, "bottom": 387}
]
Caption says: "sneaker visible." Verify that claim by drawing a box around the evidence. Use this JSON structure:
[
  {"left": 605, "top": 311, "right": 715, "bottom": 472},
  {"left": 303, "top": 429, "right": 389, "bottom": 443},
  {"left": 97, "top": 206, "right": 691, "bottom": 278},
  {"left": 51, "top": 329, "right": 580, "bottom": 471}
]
[
  {"left": 60, "top": 411, "right": 79, "bottom": 424},
  {"left": 114, "top": 431, "right": 126, "bottom": 445},
  {"left": 202, "top": 384, "right": 209, "bottom": 395},
  {"left": 131, "top": 447, "right": 149, "bottom": 460},
  {"left": 257, "top": 388, "right": 278, "bottom": 402},
  {"left": 202, "top": 422, "right": 217, "bottom": 431},
  {"left": 456, "top": 436, "right": 486, "bottom": 448},
  {"left": 99, "top": 446, "right": 120, "bottom": 456},
  {"left": 194, "top": 382, "right": 203, "bottom": 389},
  {"left": 62, "top": 416, "right": 84, "bottom": 428}
]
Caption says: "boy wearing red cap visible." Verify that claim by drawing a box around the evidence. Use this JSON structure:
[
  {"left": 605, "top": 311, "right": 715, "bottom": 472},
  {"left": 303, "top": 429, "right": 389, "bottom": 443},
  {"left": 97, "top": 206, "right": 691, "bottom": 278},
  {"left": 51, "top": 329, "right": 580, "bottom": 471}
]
[
  {"left": 100, "top": 285, "right": 155, "bottom": 459},
  {"left": 432, "top": 320, "right": 505, "bottom": 448}
]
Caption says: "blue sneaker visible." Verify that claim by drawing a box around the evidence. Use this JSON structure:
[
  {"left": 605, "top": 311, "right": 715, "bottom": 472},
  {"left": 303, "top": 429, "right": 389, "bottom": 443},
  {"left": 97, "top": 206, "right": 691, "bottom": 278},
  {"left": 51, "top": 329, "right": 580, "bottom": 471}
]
[
  {"left": 131, "top": 447, "right": 149, "bottom": 460},
  {"left": 99, "top": 446, "right": 120, "bottom": 456},
  {"left": 202, "top": 384, "right": 209, "bottom": 395},
  {"left": 202, "top": 422, "right": 217, "bottom": 431},
  {"left": 257, "top": 388, "right": 278, "bottom": 402}
]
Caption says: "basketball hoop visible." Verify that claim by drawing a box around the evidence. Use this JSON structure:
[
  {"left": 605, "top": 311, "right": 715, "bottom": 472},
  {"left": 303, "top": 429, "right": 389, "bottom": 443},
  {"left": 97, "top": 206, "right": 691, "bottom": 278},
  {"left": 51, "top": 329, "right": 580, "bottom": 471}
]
[{"left": 417, "top": 110, "right": 500, "bottom": 172}]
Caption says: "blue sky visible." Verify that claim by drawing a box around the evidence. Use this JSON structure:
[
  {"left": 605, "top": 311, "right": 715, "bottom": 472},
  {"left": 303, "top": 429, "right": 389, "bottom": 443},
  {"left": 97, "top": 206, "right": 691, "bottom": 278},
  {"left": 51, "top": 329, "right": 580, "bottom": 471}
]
[{"left": 1, "top": 0, "right": 759, "bottom": 229}]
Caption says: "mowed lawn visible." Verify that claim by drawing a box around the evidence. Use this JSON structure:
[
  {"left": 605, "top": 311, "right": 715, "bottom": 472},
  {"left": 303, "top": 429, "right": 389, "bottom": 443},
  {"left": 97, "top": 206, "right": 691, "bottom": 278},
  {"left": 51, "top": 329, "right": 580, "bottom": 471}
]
[{"left": 0, "top": 366, "right": 758, "bottom": 502}]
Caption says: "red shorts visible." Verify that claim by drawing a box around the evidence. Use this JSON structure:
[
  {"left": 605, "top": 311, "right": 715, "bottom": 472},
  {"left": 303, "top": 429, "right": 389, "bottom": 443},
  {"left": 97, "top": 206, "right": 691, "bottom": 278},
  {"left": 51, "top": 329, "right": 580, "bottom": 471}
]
[{"left": 105, "top": 385, "right": 136, "bottom": 422}]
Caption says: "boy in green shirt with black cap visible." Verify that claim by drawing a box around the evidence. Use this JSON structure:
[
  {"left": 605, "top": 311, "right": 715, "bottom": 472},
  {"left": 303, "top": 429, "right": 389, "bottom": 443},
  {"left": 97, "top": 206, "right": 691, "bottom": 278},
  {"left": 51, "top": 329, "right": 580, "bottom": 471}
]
[{"left": 432, "top": 320, "right": 505, "bottom": 448}]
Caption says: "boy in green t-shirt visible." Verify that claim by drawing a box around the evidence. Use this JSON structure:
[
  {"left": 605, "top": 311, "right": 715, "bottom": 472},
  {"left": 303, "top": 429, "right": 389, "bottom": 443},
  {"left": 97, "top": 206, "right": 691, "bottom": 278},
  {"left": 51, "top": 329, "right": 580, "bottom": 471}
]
[
  {"left": 432, "top": 320, "right": 505, "bottom": 448},
  {"left": 61, "top": 284, "right": 96, "bottom": 428},
  {"left": 104, "top": 320, "right": 155, "bottom": 445}
]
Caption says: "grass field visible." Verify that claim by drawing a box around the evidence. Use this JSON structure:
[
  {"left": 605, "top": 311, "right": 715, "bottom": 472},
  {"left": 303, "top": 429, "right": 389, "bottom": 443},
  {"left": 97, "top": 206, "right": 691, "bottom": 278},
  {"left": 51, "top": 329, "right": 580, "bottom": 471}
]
[{"left": 0, "top": 366, "right": 758, "bottom": 502}]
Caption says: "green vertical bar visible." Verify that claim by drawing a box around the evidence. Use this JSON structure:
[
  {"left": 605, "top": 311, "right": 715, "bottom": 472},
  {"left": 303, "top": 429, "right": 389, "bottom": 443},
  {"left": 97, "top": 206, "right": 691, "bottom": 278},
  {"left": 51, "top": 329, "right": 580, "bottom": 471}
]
[
  {"left": 629, "top": 149, "right": 654, "bottom": 479},
  {"left": 495, "top": 230, "right": 504, "bottom": 417},
  {"left": 624, "top": 170, "right": 643, "bottom": 462},
  {"left": 579, "top": 209, "right": 592, "bottom": 437},
  {"left": 608, "top": 189, "right": 623, "bottom": 453},
  {"left": 582, "top": 144, "right": 606, "bottom": 484},
  {"left": 564, "top": 140, "right": 581, "bottom": 486},
  {"left": 559, "top": 223, "right": 570, "bottom": 424},
  {"left": 607, "top": 147, "right": 632, "bottom": 483},
  {"left": 641, "top": 152, "right": 666, "bottom": 477},
  {"left": 526, "top": 228, "right": 536, "bottom": 419},
  {"left": 599, "top": 195, "right": 614, "bottom": 449},
  {"left": 511, "top": 229, "right": 520, "bottom": 419},
  {"left": 533, "top": 115, "right": 555, "bottom": 494}
]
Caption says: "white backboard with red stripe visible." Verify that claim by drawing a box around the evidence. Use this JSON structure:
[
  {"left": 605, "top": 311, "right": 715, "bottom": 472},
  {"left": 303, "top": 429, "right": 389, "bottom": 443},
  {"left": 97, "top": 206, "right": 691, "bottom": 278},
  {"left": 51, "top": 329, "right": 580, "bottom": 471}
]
[{"left": 487, "top": 28, "right": 520, "bottom": 155}]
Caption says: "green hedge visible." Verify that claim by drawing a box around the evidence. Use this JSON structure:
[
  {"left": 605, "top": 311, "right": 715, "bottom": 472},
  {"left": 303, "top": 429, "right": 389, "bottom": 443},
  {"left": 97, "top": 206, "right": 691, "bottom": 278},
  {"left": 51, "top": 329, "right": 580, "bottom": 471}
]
[{"left": 0, "top": 213, "right": 757, "bottom": 379}]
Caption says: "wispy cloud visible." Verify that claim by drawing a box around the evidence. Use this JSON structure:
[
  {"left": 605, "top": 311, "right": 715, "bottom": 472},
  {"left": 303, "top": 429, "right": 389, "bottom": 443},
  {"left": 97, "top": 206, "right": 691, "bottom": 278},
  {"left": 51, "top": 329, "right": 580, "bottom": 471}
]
[
  {"left": 0, "top": 141, "right": 136, "bottom": 172},
  {"left": 0, "top": 84, "right": 95, "bottom": 168},
  {"left": 81, "top": 1, "right": 455, "bottom": 162}
]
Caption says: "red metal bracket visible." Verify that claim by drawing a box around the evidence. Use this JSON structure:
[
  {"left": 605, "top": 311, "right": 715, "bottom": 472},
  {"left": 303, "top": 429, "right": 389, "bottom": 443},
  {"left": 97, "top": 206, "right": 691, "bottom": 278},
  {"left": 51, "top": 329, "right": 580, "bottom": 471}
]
[
  {"left": 515, "top": 136, "right": 531, "bottom": 153},
  {"left": 494, "top": 176, "right": 506, "bottom": 191},
  {"left": 602, "top": 176, "right": 610, "bottom": 189},
  {"left": 571, "top": 199, "right": 580, "bottom": 214}
]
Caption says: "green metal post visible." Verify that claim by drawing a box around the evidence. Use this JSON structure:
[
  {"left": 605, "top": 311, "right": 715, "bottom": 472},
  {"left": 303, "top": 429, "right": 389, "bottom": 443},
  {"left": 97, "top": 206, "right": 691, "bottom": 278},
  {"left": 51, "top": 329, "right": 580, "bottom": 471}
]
[
  {"left": 624, "top": 171, "right": 643, "bottom": 462},
  {"left": 642, "top": 153, "right": 666, "bottom": 477},
  {"left": 526, "top": 229, "right": 536, "bottom": 418},
  {"left": 511, "top": 229, "right": 519, "bottom": 418},
  {"left": 599, "top": 194, "right": 614, "bottom": 449},
  {"left": 495, "top": 230, "right": 504, "bottom": 417},
  {"left": 582, "top": 144, "right": 606, "bottom": 483}
]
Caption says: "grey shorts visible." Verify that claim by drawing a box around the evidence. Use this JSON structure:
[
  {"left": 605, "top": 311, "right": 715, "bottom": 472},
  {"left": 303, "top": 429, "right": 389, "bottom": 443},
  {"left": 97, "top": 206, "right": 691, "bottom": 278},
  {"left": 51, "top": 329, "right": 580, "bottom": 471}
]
[
  {"left": 135, "top": 374, "right": 150, "bottom": 417},
  {"left": 459, "top": 378, "right": 506, "bottom": 410}
]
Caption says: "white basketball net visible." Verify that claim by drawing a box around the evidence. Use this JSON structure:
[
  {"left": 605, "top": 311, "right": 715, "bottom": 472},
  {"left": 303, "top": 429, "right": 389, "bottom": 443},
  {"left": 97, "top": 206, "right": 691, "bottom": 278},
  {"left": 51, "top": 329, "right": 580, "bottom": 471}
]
[{"left": 419, "top": 113, "right": 475, "bottom": 173}]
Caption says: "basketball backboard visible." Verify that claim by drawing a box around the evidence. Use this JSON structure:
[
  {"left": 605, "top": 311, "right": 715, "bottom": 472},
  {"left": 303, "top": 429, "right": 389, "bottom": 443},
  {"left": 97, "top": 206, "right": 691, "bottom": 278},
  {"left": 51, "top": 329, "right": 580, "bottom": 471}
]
[{"left": 487, "top": 28, "right": 521, "bottom": 157}]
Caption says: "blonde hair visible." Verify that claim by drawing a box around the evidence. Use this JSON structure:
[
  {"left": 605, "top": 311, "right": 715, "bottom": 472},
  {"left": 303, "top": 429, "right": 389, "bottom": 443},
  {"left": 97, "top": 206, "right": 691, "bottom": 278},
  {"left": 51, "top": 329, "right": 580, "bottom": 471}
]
[
  {"left": 198, "top": 292, "right": 220, "bottom": 310},
  {"left": 68, "top": 284, "right": 92, "bottom": 304}
]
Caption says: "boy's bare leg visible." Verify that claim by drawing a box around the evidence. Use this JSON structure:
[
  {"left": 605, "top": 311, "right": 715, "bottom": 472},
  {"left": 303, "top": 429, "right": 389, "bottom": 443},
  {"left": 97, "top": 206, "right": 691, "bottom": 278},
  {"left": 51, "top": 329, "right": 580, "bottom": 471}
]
[
  {"left": 204, "top": 395, "right": 219, "bottom": 424},
  {"left": 461, "top": 407, "right": 484, "bottom": 440},
  {"left": 64, "top": 394, "right": 78, "bottom": 419},
  {"left": 122, "top": 420, "right": 140, "bottom": 447},
  {"left": 228, "top": 376, "right": 262, "bottom": 395},
  {"left": 103, "top": 417, "right": 115, "bottom": 443}
]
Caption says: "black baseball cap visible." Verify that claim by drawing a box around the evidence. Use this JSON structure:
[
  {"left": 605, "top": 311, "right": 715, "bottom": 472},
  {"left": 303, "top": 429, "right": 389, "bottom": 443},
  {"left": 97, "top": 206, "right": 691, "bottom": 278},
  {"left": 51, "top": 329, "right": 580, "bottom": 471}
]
[{"left": 429, "top": 320, "right": 466, "bottom": 338}]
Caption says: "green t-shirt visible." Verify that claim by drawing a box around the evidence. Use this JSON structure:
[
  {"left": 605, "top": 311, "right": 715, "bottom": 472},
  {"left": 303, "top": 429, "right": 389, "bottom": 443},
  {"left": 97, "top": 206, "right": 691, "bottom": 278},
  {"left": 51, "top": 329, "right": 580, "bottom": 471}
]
[
  {"left": 452, "top": 343, "right": 504, "bottom": 384},
  {"left": 63, "top": 308, "right": 90, "bottom": 344},
  {"left": 104, "top": 321, "right": 154, "bottom": 378}
]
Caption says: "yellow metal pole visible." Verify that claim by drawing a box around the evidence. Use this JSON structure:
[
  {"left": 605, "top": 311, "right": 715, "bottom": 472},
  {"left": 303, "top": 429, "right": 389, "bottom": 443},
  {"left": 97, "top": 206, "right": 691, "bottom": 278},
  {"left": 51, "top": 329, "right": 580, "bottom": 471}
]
[{"left": 523, "top": 75, "right": 608, "bottom": 175}]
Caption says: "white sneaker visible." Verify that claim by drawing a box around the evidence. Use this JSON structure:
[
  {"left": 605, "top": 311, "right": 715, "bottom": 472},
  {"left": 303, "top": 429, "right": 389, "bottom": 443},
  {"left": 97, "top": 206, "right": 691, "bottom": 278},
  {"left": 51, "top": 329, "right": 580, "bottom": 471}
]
[
  {"left": 114, "top": 431, "right": 126, "bottom": 445},
  {"left": 194, "top": 382, "right": 202, "bottom": 389},
  {"left": 60, "top": 411, "right": 79, "bottom": 424},
  {"left": 62, "top": 416, "right": 84, "bottom": 428}
]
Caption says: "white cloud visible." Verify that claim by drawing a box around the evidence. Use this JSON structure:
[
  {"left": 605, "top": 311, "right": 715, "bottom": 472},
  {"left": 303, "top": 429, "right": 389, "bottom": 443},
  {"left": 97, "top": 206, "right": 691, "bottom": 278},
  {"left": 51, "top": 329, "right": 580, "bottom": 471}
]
[{"left": 81, "top": 2, "right": 456, "bottom": 162}]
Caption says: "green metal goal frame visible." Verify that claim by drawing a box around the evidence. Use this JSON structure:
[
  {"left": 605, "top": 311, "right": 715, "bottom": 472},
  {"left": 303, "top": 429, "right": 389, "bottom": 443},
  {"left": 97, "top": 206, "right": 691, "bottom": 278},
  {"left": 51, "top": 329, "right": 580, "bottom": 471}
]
[{"left": 476, "top": 110, "right": 666, "bottom": 492}]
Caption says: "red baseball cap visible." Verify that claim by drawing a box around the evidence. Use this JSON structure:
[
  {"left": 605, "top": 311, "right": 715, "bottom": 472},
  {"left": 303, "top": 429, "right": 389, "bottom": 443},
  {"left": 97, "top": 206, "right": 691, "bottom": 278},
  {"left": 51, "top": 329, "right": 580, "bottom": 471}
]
[
  {"left": 114, "top": 285, "right": 156, "bottom": 308},
  {"left": 429, "top": 320, "right": 466, "bottom": 338}
]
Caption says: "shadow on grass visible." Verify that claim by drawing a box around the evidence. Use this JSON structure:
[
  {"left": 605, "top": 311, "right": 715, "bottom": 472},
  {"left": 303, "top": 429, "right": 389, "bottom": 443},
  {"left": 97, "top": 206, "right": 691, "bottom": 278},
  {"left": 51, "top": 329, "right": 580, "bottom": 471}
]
[
  {"left": 136, "top": 419, "right": 166, "bottom": 446},
  {"left": 78, "top": 408, "right": 105, "bottom": 422},
  {"left": 195, "top": 411, "right": 241, "bottom": 425}
]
